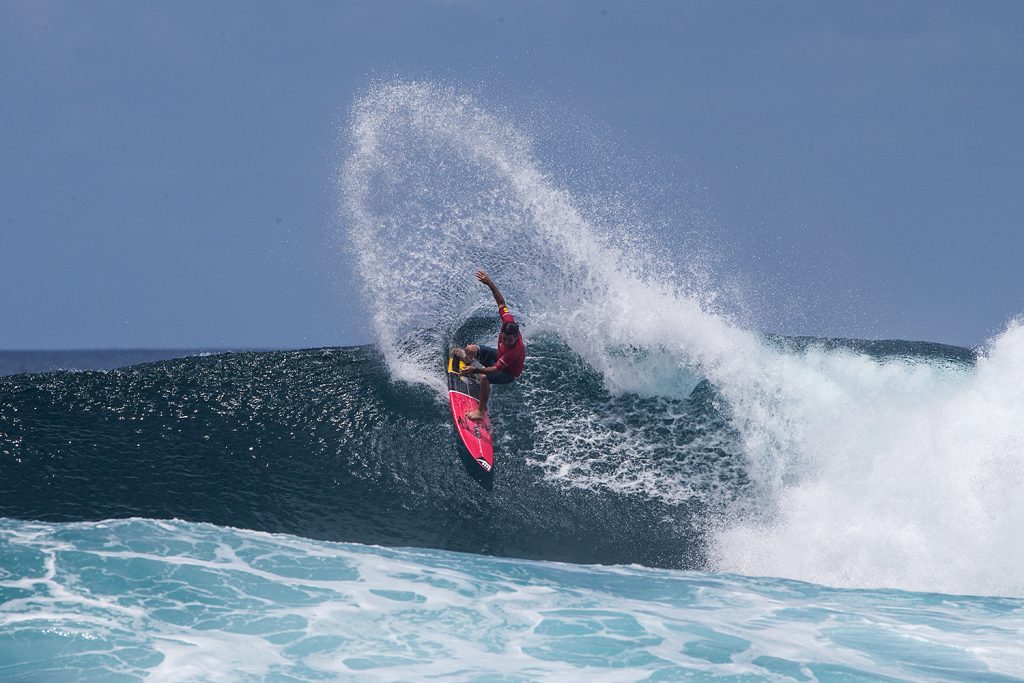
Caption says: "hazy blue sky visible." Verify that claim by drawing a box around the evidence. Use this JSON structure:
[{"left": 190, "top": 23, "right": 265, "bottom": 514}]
[{"left": 3, "top": 1, "right": 1022, "bottom": 349}]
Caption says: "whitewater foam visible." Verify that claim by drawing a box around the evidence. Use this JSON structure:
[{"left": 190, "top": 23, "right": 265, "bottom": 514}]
[
  {"left": 340, "top": 81, "right": 1024, "bottom": 598},
  {"left": 713, "top": 322, "right": 1024, "bottom": 596},
  {"left": 4, "top": 518, "right": 1023, "bottom": 681}
]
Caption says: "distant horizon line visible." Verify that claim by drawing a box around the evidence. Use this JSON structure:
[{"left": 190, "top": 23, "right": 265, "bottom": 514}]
[{"left": 0, "top": 345, "right": 370, "bottom": 352}]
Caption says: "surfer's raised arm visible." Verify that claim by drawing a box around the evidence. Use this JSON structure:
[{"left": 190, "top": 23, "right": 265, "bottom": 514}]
[
  {"left": 475, "top": 270, "right": 506, "bottom": 309},
  {"left": 446, "top": 269, "right": 526, "bottom": 425}
]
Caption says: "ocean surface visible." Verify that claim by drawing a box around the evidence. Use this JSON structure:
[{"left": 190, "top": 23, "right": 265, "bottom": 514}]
[
  {"left": 0, "top": 350, "right": 243, "bottom": 379},
  {"left": 3, "top": 82, "right": 1023, "bottom": 680},
  {"left": 2, "top": 337, "right": 1021, "bottom": 681}
]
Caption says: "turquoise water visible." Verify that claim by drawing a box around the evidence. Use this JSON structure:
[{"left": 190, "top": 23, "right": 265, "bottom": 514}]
[{"left": 1, "top": 518, "right": 1021, "bottom": 682}]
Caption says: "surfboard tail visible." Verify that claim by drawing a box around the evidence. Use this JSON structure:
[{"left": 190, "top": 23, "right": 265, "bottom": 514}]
[{"left": 447, "top": 355, "right": 494, "bottom": 471}]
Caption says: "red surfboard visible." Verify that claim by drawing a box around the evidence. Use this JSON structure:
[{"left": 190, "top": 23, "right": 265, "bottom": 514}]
[{"left": 447, "top": 355, "right": 494, "bottom": 473}]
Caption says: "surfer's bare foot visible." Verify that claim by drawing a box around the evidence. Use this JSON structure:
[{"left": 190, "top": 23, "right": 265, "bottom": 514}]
[{"left": 466, "top": 409, "right": 485, "bottom": 422}]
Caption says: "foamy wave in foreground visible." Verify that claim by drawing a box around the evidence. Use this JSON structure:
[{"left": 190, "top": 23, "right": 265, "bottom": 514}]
[{"left": 3, "top": 518, "right": 1022, "bottom": 681}]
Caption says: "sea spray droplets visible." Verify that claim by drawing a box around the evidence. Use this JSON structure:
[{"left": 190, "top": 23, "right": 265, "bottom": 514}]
[
  {"left": 339, "top": 81, "right": 757, "bottom": 508},
  {"left": 341, "top": 81, "right": 753, "bottom": 390}
]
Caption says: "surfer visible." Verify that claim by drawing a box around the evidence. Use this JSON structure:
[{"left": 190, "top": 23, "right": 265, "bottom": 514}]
[{"left": 451, "top": 271, "right": 526, "bottom": 422}]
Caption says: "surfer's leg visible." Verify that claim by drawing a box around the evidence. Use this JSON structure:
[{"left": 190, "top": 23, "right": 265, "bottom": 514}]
[
  {"left": 478, "top": 376, "right": 489, "bottom": 412},
  {"left": 467, "top": 376, "right": 489, "bottom": 421}
]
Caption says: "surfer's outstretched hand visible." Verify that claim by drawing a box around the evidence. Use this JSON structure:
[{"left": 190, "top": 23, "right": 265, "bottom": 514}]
[{"left": 476, "top": 270, "right": 506, "bottom": 308}]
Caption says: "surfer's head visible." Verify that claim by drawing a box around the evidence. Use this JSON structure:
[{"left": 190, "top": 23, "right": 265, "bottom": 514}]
[{"left": 501, "top": 321, "right": 519, "bottom": 345}]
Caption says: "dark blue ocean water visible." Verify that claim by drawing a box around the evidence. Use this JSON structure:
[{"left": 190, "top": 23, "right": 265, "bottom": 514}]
[
  {"left": 1, "top": 342, "right": 1022, "bottom": 681},
  {"left": 0, "top": 342, "right": 725, "bottom": 568},
  {"left": 0, "top": 349, "right": 240, "bottom": 378}
]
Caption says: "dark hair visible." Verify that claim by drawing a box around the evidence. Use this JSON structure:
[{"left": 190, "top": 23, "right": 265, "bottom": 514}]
[{"left": 502, "top": 321, "right": 519, "bottom": 337}]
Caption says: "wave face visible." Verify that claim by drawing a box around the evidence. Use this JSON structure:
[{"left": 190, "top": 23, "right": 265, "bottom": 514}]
[
  {"left": 6, "top": 332, "right": 1006, "bottom": 599},
  {"left": 0, "top": 342, "right": 735, "bottom": 570},
  {"left": 3, "top": 518, "right": 1022, "bottom": 682}
]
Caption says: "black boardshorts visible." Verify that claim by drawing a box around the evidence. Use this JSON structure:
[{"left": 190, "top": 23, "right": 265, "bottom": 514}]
[{"left": 477, "top": 345, "right": 515, "bottom": 385}]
